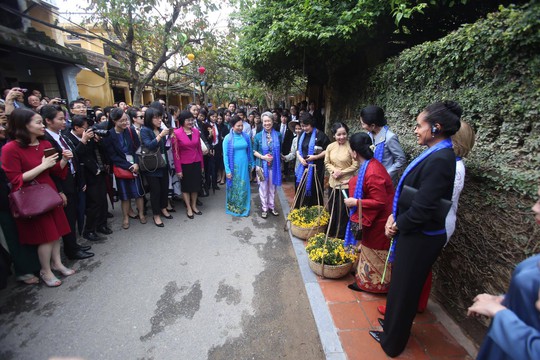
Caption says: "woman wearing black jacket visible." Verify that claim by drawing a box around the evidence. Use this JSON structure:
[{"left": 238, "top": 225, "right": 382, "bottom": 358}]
[
  {"left": 103, "top": 108, "right": 145, "bottom": 229},
  {"left": 371, "top": 101, "right": 462, "bottom": 357}
]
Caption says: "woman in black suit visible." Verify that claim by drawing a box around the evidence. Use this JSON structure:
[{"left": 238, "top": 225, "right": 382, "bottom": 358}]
[
  {"left": 370, "top": 101, "right": 462, "bottom": 357},
  {"left": 103, "top": 108, "right": 145, "bottom": 229}
]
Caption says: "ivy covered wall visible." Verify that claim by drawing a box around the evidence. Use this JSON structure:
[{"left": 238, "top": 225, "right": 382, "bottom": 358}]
[{"left": 349, "top": 3, "right": 540, "bottom": 342}]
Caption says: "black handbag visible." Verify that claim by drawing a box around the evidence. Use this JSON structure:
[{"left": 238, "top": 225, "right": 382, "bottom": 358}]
[{"left": 137, "top": 146, "right": 166, "bottom": 172}]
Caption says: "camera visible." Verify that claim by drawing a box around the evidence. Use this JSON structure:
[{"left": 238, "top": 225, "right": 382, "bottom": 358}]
[
  {"left": 86, "top": 108, "right": 96, "bottom": 123},
  {"left": 59, "top": 99, "right": 68, "bottom": 105},
  {"left": 89, "top": 125, "right": 110, "bottom": 137}
]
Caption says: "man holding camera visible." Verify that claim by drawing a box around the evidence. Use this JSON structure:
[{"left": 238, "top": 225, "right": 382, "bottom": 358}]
[{"left": 68, "top": 116, "right": 111, "bottom": 241}]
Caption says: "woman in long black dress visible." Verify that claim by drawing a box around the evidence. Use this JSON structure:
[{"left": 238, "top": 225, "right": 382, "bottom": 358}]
[{"left": 370, "top": 101, "right": 462, "bottom": 357}]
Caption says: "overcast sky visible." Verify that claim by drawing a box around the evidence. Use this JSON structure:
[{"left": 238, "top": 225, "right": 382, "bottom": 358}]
[{"left": 57, "top": 0, "right": 232, "bottom": 30}]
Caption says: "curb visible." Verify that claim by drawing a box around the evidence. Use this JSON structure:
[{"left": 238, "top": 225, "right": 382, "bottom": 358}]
[{"left": 277, "top": 187, "right": 347, "bottom": 360}]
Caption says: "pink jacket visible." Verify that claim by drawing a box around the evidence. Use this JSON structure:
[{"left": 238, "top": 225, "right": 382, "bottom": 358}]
[{"left": 171, "top": 127, "right": 204, "bottom": 173}]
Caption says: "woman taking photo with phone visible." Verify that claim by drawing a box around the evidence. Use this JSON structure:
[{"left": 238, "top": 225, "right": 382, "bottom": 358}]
[
  {"left": 103, "top": 108, "right": 145, "bottom": 229},
  {"left": 1, "top": 108, "right": 74, "bottom": 287},
  {"left": 140, "top": 107, "right": 171, "bottom": 227}
]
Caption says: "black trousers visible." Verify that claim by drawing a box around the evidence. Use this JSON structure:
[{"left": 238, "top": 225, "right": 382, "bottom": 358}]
[
  {"left": 84, "top": 173, "right": 108, "bottom": 232},
  {"left": 62, "top": 191, "right": 80, "bottom": 256},
  {"left": 147, "top": 175, "right": 169, "bottom": 215},
  {"left": 380, "top": 231, "right": 446, "bottom": 357}
]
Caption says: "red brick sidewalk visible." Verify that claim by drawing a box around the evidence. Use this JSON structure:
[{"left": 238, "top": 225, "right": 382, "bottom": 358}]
[{"left": 282, "top": 182, "right": 474, "bottom": 360}]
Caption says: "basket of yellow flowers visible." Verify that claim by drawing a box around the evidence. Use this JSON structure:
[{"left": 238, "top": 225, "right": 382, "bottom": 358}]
[
  {"left": 287, "top": 205, "right": 329, "bottom": 240},
  {"left": 305, "top": 233, "right": 357, "bottom": 279}
]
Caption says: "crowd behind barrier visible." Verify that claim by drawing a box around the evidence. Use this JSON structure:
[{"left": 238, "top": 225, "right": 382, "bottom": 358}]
[{"left": 0, "top": 88, "right": 538, "bottom": 359}]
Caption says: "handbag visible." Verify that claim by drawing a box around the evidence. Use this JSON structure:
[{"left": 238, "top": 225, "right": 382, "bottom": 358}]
[
  {"left": 200, "top": 138, "right": 209, "bottom": 155},
  {"left": 113, "top": 165, "right": 136, "bottom": 179},
  {"left": 8, "top": 181, "right": 63, "bottom": 219},
  {"left": 137, "top": 146, "right": 166, "bottom": 172},
  {"left": 256, "top": 166, "right": 265, "bottom": 182}
]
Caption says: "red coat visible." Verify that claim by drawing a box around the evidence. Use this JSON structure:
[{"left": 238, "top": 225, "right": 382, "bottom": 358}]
[
  {"left": 348, "top": 159, "right": 394, "bottom": 250},
  {"left": 1, "top": 140, "right": 70, "bottom": 245}
]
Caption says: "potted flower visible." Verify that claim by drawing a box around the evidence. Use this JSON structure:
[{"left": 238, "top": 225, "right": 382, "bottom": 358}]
[
  {"left": 305, "top": 233, "right": 357, "bottom": 279},
  {"left": 287, "top": 205, "right": 330, "bottom": 240}
]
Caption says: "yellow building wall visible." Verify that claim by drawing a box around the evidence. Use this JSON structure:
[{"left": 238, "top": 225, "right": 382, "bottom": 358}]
[
  {"left": 29, "top": 6, "right": 64, "bottom": 46},
  {"left": 76, "top": 70, "right": 114, "bottom": 107}
]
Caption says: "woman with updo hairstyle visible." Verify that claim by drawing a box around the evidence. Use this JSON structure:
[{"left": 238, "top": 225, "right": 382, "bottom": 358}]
[
  {"left": 370, "top": 101, "right": 462, "bottom": 357},
  {"left": 360, "top": 106, "right": 406, "bottom": 184},
  {"left": 222, "top": 115, "right": 253, "bottom": 216},
  {"left": 324, "top": 122, "right": 358, "bottom": 239},
  {"left": 343, "top": 132, "right": 394, "bottom": 293}
]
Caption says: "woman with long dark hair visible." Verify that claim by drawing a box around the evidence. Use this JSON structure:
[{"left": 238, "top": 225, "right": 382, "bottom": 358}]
[
  {"left": 370, "top": 101, "right": 462, "bottom": 357},
  {"left": 140, "top": 107, "right": 171, "bottom": 227},
  {"left": 1, "top": 109, "right": 73, "bottom": 286}
]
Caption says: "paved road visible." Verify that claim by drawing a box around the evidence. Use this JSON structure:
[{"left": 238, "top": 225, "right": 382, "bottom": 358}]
[{"left": 0, "top": 186, "right": 324, "bottom": 360}]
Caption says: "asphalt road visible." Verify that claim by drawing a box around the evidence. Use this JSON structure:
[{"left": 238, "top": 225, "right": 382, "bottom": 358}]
[{"left": 0, "top": 185, "right": 324, "bottom": 360}]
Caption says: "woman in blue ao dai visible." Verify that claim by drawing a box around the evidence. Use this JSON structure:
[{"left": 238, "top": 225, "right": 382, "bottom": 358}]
[{"left": 222, "top": 115, "right": 254, "bottom": 217}]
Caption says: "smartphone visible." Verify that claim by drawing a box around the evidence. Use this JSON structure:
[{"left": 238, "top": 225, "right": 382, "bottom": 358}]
[
  {"left": 341, "top": 189, "right": 348, "bottom": 198},
  {"left": 44, "top": 147, "right": 58, "bottom": 158}
]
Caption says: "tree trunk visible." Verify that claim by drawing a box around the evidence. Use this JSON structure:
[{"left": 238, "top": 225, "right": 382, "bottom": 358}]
[{"left": 132, "top": 83, "right": 143, "bottom": 107}]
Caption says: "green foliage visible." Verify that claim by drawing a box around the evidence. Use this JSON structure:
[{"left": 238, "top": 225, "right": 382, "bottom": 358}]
[
  {"left": 236, "top": 0, "right": 392, "bottom": 85},
  {"left": 351, "top": 3, "right": 540, "bottom": 339},
  {"left": 357, "top": 2, "right": 540, "bottom": 198}
]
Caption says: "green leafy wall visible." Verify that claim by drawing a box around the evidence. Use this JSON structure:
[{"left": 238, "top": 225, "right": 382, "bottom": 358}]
[{"left": 350, "top": 3, "right": 540, "bottom": 342}]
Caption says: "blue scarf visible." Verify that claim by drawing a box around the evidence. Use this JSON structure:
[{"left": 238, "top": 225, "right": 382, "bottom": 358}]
[
  {"left": 388, "top": 137, "right": 454, "bottom": 262},
  {"left": 373, "top": 125, "right": 389, "bottom": 162},
  {"left": 262, "top": 129, "right": 282, "bottom": 186},
  {"left": 295, "top": 128, "right": 317, "bottom": 195},
  {"left": 227, "top": 130, "right": 252, "bottom": 188},
  {"left": 344, "top": 159, "right": 371, "bottom": 247}
]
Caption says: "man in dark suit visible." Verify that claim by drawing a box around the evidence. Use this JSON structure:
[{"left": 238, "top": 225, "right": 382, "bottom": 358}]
[
  {"left": 277, "top": 111, "right": 294, "bottom": 180},
  {"left": 67, "top": 116, "right": 111, "bottom": 241},
  {"left": 41, "top": 105, "right": 94, "bottom": 260}
]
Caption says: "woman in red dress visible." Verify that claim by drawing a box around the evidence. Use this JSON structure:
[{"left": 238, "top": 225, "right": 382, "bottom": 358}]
[
  {"left": 1, "top": 109, "right": 74, "bottom": 287},
  {"left": 344, "top": 132, "right": 395, "bottom": 293}
]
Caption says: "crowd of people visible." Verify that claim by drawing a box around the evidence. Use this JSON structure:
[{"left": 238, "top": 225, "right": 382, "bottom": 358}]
[{"left": 0, "top": 87, "right": 538, "bottom": 359}]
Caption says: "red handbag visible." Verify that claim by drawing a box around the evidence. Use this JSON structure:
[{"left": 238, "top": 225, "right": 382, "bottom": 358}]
[
  {"left": 8, "top": 182, "right": 63, "bottom": 219},
  {"left": 113, "top": 165, "right": 136, "bottom": 179}
]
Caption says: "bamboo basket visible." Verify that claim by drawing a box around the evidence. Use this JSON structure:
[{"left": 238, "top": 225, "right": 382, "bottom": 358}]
[
  {"left": 290, "top": 223, "right": 327, "bottom": 240},
  {"left": 308, "top": 258, "right": 353, "bottom": 279}
]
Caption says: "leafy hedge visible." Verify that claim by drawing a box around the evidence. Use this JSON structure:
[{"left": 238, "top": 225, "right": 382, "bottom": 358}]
[{"left": 350, "top": 2, "right": 540, "bottom": 342}]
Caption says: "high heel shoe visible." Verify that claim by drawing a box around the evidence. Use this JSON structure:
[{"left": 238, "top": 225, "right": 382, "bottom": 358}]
[
  {"left": 51, "top": 266, "right": 75, "bottom": 277},
  {"left": 162, "top": 213, "right": 173, "bottom": 219},
  {"left": 153, "top": 219, "right": 164, "bottom": 227},
  {"left": 40, "top": 271, "right": 62, "bottom": 287},
  {"left": 186, "top": 212, "right": 194, "bottom": 219},
  {"left": 139, "top": 217, "right": 147, "bottom": 224},
  {"left": 128, "top": 213, "right": 138, "bottom": 219}
]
